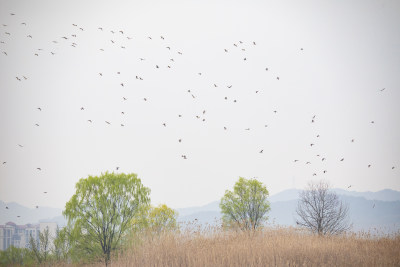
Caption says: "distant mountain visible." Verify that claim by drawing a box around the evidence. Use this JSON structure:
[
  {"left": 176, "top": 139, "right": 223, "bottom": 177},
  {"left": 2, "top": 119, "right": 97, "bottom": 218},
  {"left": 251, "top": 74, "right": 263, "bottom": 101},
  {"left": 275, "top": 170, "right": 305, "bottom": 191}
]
[
  {"left": 0, "top": 200, "right": 64, "bottom": 225},
  {"left": 1, "top": 188, "right": 399, "bottom": 233},
  {"left": 332, "top": 188, "right": 400, "bottom": 202},
  {"left": 177, "top": 201, "right": 219, "bottom": 217},
  {"left": 177, "top": 189, "right": 400, "bottom": 233},
  {"left": 267, "top": 188, "right": 400, "bottom": 203}
]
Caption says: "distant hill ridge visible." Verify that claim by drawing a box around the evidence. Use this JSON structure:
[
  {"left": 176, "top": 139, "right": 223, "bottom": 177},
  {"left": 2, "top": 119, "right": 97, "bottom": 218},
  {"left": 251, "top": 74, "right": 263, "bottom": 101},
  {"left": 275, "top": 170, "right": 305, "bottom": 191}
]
[
  {"left": 1, "top": 189, "right": 400, "bottom": 232},
  {"left": 176, "top": 189, "right": 400, "bottom": 233}
]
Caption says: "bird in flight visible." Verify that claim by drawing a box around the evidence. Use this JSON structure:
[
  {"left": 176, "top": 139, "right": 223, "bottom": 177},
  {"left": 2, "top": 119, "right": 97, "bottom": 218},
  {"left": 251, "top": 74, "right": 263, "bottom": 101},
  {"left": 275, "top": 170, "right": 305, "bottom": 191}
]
[
  {"left": 35, "top": 123, "right": 39, "bottom": 127},
  {"left": 380, "top": 88, "right": 385, "bottom": 92},
  {"left": 81, "top": 107, "right": 84, "bottom": 110},
  {"left": 347, "top": 185, "right": 352, "bottom": 189},
  {"left": 163, "top": 123, "right": 166, "bottom": 127},
  {"left": 294, "top": 160, "right": 299, "bottom": 162},
  {"left": 36, "top": 206, "right": 39, "bottom": 209},
  {"left": 105, "top": 121, "right": 111, "bottom": 125},
  {"left": 368, "top": 164, "right": 371, "bottom": 168},
  {"left": 116, "top": 167, "right": 119, "bottom": 170},
  {"left": 44, "top": 192, "right": 47, "bottom": 194},
  {"left": 259, "top": 150, "right": 263, "bottom": 153},
  {"left": 2, "top": 162, "right": 6, "bottom": 164},
  {"left": 18, "top": 144, "right": 23, "bottom": 148},
  {"left": 5, "top": 206, "right": 9, "bottom": 209},
  {"left": 88, "top": 120, "right": 92, "bottom": 123},
  {"left": 37, "top": 168, "right": 41, "bottom": 171}
]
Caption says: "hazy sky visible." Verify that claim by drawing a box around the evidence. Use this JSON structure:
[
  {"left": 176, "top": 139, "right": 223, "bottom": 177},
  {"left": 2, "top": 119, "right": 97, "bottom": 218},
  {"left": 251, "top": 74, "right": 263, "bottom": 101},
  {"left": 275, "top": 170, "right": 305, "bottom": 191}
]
[{"left": 0, "top": 0, "right": 399, "bottom": 211}]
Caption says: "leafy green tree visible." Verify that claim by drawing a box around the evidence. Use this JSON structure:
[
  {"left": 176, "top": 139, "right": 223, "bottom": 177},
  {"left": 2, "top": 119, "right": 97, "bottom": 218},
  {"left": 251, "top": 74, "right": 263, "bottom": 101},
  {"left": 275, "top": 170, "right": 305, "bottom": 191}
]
[
  {"left": 63, "top": 172, "right": 151, "bottom": 266},
  {"left": 220, "top": 177, "right": 270, "bottom": 231},
  {"left": 131, "top": 204, "right": 179, "bottom": 235},
  {"left": 53, "top": 226, "right": 71, "bottom": 262},
  {"left": 29, "top": 226, "right": 50, "bottom": 264}
]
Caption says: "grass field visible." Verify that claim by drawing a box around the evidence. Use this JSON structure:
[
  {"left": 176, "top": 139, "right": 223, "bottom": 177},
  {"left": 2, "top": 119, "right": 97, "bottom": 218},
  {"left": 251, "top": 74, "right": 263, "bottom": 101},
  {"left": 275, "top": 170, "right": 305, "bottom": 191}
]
[{"left": 88, "top": 225, "right": 400, "bottom": 267}]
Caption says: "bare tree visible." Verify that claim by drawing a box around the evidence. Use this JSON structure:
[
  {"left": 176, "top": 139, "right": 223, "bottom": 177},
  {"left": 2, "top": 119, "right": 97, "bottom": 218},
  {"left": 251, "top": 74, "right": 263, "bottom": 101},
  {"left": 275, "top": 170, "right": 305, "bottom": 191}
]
[{"left": 295, "top": 180, "right": 351, "bottom": 235}]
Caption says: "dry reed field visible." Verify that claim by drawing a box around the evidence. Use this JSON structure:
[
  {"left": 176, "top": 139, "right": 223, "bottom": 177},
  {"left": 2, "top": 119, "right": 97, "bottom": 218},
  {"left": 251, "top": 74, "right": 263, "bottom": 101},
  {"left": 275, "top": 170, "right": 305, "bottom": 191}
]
[{"left": 97, "top": 226, "right": 400, "bottom": 267}]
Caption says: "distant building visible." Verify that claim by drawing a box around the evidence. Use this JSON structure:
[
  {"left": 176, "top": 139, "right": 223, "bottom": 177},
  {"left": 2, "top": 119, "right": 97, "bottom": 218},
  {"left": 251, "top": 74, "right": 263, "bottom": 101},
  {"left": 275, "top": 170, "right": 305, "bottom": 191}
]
[{"left": 0, "top": 221, "right": 57, "bottom": 251}]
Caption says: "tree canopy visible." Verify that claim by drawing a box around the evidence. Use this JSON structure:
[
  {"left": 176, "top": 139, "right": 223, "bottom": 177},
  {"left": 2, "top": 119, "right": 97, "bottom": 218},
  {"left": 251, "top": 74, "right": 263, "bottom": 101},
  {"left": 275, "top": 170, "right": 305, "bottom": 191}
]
[
  {"left": 295, "top": 180, "right": 351, "bottom": 235},
  {"left": 63, "top": 172, "right": 150, "bottom": 266},
  {"left": 131, "top": 204, "right": 179, "bottom": 235},
  {"left": 220, "top": 177, "right": 270, "bottom": 231}
]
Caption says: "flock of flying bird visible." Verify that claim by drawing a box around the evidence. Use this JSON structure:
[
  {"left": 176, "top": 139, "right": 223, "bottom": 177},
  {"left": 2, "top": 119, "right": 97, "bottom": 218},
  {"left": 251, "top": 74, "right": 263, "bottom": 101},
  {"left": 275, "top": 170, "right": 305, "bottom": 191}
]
[{"left": 1, "top": 11, "right": 397, "bottom": 218}]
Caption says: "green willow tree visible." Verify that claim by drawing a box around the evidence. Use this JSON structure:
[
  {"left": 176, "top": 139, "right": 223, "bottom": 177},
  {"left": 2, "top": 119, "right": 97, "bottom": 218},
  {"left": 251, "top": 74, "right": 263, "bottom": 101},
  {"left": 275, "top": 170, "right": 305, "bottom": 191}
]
[
  {"left": 63, "top": 172, "right": 150, "bottom": 266},
  {"left": 220, "top": 177, "right": 270, "bottom": 231}
]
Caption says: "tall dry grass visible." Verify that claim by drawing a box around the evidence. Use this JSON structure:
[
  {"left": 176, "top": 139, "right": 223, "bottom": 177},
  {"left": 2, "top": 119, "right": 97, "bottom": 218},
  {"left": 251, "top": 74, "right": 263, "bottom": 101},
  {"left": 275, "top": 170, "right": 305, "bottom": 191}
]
[
  {"left": 105, "top": 225, "right": 400, "bottom": 267},
  {"left": 48, "top": 225, "right": 400, "bottom": 267}
]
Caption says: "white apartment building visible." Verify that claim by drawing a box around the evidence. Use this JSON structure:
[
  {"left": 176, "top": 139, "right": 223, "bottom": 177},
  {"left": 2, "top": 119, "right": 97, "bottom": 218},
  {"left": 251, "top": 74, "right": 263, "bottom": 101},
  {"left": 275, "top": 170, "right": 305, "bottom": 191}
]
[{"left": 0, "top": 221, "right": 57, "bottom": 251}]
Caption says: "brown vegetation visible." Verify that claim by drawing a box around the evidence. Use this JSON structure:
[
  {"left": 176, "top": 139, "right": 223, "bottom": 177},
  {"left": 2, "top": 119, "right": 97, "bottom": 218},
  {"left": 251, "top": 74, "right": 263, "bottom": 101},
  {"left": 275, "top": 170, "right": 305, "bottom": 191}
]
[
  {"left": 106, "top": 226, "right": 400, "bottom": 267},
  {"left": 39, "top": 225, "right": 400, "bottom": 267}
]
